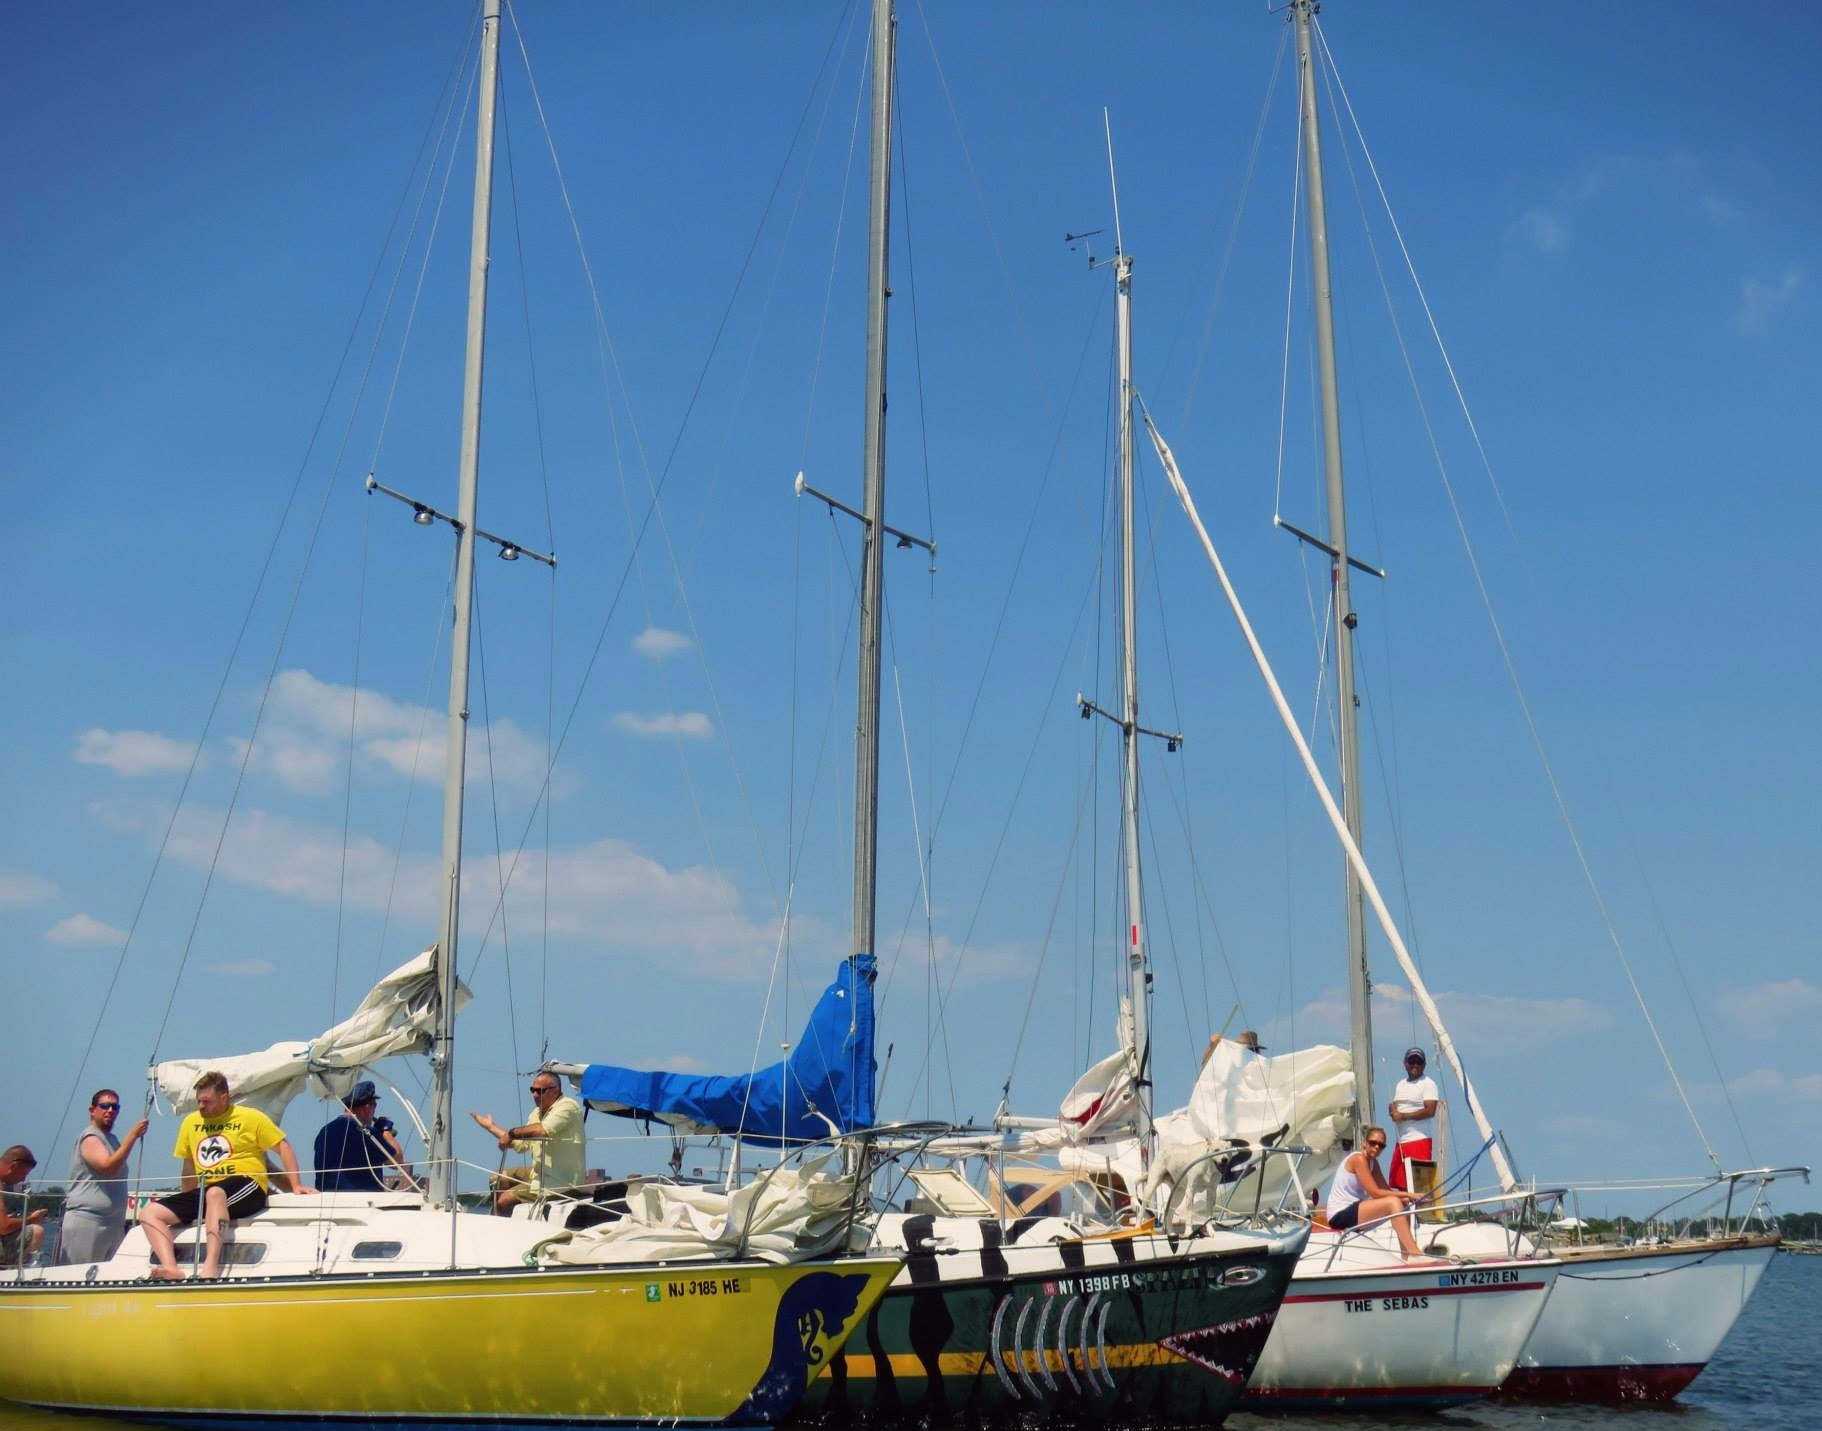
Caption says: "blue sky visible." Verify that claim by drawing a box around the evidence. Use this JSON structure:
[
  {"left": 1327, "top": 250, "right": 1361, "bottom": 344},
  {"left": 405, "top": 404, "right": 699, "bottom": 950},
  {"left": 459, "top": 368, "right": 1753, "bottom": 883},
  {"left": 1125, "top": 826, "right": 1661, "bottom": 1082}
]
[{"left": 3, "top": 3, "right": 1816, "bottom": 1216}]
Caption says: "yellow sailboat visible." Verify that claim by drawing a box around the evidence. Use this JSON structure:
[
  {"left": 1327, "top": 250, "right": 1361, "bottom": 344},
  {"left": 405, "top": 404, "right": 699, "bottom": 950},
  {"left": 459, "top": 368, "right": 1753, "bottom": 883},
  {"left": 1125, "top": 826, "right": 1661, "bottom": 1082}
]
[
  {"left": 0, "top": 1248, "right": 898, "bottom": 1424},
  {"left": 0, "top": 1, "right": 898, "bottom": 1419}
]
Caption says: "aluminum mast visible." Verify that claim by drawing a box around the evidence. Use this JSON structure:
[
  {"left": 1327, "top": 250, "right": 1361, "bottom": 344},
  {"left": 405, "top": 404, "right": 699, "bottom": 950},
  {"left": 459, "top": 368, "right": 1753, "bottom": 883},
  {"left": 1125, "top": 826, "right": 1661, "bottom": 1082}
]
[
  {"left": 428, "top": 0, "right": 502, "bottom": 1208},
  {"left": 1293, "top": 0, "right": 1374, "bottom": 1127},
  {"left": 850, "top": 0, "right": 895, "bottom": 971}
]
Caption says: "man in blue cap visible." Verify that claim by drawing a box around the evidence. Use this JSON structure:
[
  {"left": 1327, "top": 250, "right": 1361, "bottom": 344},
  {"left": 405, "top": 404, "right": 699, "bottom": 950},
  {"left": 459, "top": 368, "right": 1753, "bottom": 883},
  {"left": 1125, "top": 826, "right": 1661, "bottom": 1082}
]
[{"left": 313, "top": 1081, "right": 392, "bottom": 1193}]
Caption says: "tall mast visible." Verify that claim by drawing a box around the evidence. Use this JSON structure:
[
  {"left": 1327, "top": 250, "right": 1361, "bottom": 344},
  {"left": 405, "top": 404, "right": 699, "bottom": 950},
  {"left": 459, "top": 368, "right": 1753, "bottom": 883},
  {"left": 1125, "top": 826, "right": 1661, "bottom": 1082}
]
[
  {"left": 850, "top": 0, "right": 894, "bottom": 969},
  {"left": 1094, "top": 111, "right": 1155, "bottom": 1162},
  {"left": 1114, "top": 243, "right": 1154, "bottom": 1159},
  {"left": 428, "top": 0, "right": 502, "bottom": 1208},
  {"left": 1293, "top": 0, "right": 1374, "bottom": 1128}
]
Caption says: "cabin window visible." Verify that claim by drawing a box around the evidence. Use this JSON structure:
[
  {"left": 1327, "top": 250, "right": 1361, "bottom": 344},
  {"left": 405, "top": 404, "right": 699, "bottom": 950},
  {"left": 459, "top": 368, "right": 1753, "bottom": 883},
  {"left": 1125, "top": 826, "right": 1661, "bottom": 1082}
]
[
  {"left": 351, "top": 1240, "right": 403, "bottom": 1260},
  {"left": 161, "top": 1242, "right": 267, "bottom": 1267}
]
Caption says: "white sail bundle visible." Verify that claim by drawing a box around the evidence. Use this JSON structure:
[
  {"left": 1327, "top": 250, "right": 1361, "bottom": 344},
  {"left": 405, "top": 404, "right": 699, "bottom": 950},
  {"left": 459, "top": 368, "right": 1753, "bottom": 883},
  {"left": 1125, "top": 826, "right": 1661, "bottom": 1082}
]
[
  {"left": 1023, "top": 1040, "right": 1355, "bottom": 1217},
  {"left": 153, "top": 947, "right": 469, "bottom": 1120},
  {"left": 537, "top": 1151, "right": 869, "bottom": 1266}
]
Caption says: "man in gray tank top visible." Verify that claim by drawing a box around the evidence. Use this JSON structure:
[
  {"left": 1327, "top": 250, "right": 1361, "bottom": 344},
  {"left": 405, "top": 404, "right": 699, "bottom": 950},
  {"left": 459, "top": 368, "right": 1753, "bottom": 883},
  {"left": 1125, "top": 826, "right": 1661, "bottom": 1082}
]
[{"left": 58, "top": 1088, "right": 149, "bottom": 1264}]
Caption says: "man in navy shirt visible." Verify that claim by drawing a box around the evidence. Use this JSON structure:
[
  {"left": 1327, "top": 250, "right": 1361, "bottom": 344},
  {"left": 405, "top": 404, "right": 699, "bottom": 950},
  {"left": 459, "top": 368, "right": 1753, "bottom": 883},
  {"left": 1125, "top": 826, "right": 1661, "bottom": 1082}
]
[{"left": 313, "top": 1081, "right": 391, "bottom": 1192}]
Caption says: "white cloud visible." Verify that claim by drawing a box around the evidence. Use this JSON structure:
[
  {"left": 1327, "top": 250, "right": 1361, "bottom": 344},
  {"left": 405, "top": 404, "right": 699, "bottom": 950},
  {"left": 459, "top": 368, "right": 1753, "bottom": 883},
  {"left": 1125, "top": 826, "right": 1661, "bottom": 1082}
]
[
  {"left": 205, "top": 959, "right": 275, "bottom": 978},
  {"left": 86, "top": 800, "right": 145, "bottom": 833},
  {"left": 1700, "top": 193, "right": 1743, "bottom": 226},
  {"left": 159, "top": 805, "right": 785, "bottom": 978},
  {"left": 0, "top": 870, "right": 58, "bottom": 908},
  {"left": 1518, "top": 208, "right": 1569, "bottom": 254},
  {"left": 632, "top": 627, "right": 693, "bottom": 661},
  {"left": 1726, "top": 1068, "right": 1822, "bottom": 1103},
  {"left": 45, "top": 912, "right": 126, "bottom": 947},
  {"left": 1287, "top": 982, "right": 1609, "bottom": 1054},
  {"left": 231, "top": 669, "right": 554, "bottom": 796},
  {"left": 656, "top": 1055, "right": 709, "bottom": 1074},
  {"left": 75, "top": 728, "right": 198, "bottom": 777},
  {"left": 1417, "top": 989, "right": 1609, "bottom": 1052},
  {"left": 1715, "top": 977, "right": 1822, "bottom": 1035},
  {"left": 165, "top": 805, "right": 440, "bottom": 923},
  {"left": 613, "top": 711, "right": 713, "bottom": 740},
  {"left": 1738, "top": 269, "right": 1802, "bottom": 331}
]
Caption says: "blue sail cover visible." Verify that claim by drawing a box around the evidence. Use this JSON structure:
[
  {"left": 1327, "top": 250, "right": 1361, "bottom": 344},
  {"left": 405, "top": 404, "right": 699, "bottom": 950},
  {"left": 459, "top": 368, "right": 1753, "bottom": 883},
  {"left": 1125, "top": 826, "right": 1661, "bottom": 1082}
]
[{"left": 580, "top": 955, "right": 877, "bottom": 1146}]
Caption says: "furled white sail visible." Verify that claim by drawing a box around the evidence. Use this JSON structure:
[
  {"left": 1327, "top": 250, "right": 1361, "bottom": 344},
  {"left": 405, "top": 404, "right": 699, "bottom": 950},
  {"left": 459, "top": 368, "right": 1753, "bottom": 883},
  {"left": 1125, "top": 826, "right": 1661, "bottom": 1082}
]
[
  {"left": 153, "top": 947, "right": 469, "bottom": 1121},
  {"left": 536, "top": 1151, "right": 867, "bottom": 1265},
  {"left": 1048, "top": 998, "right": 1140, "bottom": 1144}
]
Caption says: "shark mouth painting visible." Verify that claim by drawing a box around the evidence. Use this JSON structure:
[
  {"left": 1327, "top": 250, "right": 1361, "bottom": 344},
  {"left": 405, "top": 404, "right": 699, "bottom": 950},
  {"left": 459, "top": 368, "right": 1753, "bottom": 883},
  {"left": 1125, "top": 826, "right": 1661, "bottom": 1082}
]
[{"left": 1158, "top": 1308, "right": 1280, "bottom": 1388}]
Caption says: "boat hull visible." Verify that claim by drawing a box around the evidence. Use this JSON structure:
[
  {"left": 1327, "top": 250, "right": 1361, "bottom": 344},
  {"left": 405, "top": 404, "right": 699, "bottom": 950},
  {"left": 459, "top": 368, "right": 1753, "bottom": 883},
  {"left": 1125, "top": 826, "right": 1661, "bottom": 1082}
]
[
  {"left": 0, "top": 1257, "right": 900, "bottom": 1426},
  {"left": 1499, "top": 1235, "right": 1777, "bottom": 1402},
  {"left": 1239, "top": 1236, "right": 1557, "bottom": 1411},
  {"left": 795, "top": 1223, "right": 1301, "bottom": 1426}
]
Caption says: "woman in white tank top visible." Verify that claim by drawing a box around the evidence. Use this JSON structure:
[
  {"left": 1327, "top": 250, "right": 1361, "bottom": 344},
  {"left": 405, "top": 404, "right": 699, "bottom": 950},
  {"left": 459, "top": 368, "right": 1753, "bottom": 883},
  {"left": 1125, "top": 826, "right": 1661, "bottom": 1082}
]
[{"left": 1325, "top": 1124, "right": 1425, "bottom": 1257}]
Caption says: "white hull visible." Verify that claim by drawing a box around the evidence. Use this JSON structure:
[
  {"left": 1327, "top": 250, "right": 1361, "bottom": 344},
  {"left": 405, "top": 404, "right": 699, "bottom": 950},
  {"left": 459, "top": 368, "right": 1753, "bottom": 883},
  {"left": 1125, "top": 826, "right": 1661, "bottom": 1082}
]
[
  {"left": 1503, "top": 1235, "right": 1778, "bottom": 1401},
  {"left": 1240, "top": 1228, "right": 1557, "bottom": 1410}
]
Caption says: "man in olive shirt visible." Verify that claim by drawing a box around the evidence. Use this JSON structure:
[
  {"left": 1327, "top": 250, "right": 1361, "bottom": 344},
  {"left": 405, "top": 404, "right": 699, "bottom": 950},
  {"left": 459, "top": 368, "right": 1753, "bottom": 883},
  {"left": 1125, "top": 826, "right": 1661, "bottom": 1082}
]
[{"left": 471, "top": 1074, "right": 584, "bottom": 1213}]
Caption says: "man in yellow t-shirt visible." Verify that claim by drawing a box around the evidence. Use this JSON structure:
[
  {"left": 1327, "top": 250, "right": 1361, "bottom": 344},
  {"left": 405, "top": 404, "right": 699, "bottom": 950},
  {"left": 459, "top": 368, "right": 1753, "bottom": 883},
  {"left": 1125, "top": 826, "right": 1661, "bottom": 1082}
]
[{"left": 138, "top": 1070, "right": 315, "bottom": 1280}]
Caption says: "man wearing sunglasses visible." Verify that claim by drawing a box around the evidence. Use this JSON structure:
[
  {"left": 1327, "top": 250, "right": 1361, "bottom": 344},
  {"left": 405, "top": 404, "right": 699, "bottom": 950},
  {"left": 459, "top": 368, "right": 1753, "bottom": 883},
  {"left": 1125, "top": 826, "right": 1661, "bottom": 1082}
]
[
  {"left": 57, "top": 1088, "right": 149, "bottom": 1263},
  {"left": 471, "top": 1075, "right": 584, "bottom": 1215}
]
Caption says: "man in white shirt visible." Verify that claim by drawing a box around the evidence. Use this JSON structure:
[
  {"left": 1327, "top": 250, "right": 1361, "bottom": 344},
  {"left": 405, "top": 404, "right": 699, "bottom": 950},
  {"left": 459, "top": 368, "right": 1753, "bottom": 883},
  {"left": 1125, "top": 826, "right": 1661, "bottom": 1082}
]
[{"left": 1385, "top": 1046, "right": 1439, "bottom": 1192}]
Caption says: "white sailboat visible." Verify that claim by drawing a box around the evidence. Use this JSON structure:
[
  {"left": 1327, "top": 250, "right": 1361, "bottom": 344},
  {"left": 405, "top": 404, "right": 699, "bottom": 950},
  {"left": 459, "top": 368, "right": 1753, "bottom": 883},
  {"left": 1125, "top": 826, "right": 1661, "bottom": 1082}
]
[
  {"left": 0, "top": 5, "right": 899, "bottom": 1423},
  {"left": 1167, "top": 0, "right": 1807, "bottom": 1406}
]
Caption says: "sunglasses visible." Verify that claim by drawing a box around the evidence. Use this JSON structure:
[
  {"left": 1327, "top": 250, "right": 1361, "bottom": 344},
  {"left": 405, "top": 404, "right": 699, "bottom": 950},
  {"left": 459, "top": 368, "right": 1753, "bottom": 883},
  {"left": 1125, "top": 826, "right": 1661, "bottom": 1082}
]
[
  {"left": 529, "top": 1085, "right": 558, "bottom": 1096},
  {"left": 94, "top": 1102, "right": 122, "bottom": 1111},
  {"left": 1365, "top": 1139, "right": 1386, "bottom": 1148}
]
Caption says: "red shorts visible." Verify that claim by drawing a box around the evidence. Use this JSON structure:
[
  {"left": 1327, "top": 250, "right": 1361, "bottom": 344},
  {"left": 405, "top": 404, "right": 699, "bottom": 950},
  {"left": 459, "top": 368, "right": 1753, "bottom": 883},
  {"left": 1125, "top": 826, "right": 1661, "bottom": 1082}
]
[{"left": 1388, "top": 1137, "right": 1432, "bottom": 1190}]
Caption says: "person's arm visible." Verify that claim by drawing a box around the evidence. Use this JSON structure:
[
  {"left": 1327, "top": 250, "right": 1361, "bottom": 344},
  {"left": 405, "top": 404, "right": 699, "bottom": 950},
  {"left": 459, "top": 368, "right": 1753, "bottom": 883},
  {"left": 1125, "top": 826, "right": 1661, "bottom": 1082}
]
[
  {"left": 273, "top": 1138, "right": 315, "bottom": 1195},
  {"left": 1358, "top": 1155, "right": 1422, "bottom": 1203},
  {"left": 469, "top": 1110, "right": 518, "bottom": 1151},
  {"left": 178, "top": 1157, "right": 198, "bottom": 1193},
  {"left": 371, "top": 1133, "right": 417, "bottom": 1188},
  {"left": 82, "top": 1121, "right": 150, "bottom": 1179}
]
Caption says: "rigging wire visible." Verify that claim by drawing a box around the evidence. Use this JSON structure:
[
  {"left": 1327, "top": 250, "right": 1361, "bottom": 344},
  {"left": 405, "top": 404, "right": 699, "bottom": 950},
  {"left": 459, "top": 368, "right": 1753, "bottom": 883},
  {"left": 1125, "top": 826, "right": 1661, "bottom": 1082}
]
[
  {"left": 58, "top": 3, "right": 481, "bottom": 1151},
  {"left": 1314, "top": 21, "right": 1721, "bottom": 1170},
  {"left": 1179, "top": 19, "right": 1290, "bottom": 430},
  {"left": 453, "top": 5, "right": 862, "bottom": 977},
  {"left": 496, "top": 66, "right": 562, "bottom": 1058},
  {"left": 469, "top": 584, "right": 522, "bottom": 1080},
  {"left": 1313, "top": 20, "right": 1519, "bottom": 542},
  {"left": 372, "top": 557, "right": 457, "bottom": 981}
]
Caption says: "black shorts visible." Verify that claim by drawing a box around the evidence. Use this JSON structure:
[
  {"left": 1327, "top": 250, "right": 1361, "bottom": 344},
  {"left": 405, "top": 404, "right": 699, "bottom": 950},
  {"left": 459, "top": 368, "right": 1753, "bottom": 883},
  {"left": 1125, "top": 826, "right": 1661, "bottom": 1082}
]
[
  {"left": 1328, "top": 1200, "right": 1361, "bottom": 1231},
  {"left": 156, "top": 1175, "right": 270, "bottom": 1225}
]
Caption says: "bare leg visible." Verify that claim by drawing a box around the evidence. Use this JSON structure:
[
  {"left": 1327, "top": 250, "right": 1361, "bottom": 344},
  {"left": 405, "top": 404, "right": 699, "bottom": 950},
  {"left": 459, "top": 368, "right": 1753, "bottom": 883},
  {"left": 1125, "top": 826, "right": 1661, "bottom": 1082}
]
[
  {"left": 139, "top": 1202, "right": 187, "bottom": 1279},
  {"left": 197, "top": 1185, "right": 230, "bottom": 1279},
  {"left": 1358, "top": 1194, "right": 1423, "bottom": 1257}
]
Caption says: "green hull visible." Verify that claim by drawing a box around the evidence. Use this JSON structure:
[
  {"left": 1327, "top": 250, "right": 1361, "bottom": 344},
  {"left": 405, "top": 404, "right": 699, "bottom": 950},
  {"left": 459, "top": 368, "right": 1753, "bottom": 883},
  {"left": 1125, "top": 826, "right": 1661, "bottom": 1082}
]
[{"left": 795, "top": 1230, "right": 1297, "bottom": 1426}]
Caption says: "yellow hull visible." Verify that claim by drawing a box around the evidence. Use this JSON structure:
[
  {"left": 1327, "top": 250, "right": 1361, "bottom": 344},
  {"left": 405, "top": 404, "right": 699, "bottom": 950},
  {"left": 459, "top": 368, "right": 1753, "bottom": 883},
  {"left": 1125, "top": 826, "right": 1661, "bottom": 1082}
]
[{"left": 0, "top": 1258, "right": 899, "bottom": 1425}]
